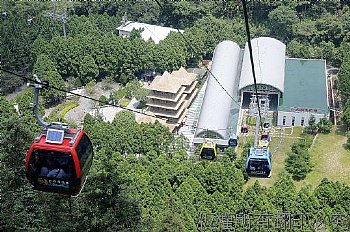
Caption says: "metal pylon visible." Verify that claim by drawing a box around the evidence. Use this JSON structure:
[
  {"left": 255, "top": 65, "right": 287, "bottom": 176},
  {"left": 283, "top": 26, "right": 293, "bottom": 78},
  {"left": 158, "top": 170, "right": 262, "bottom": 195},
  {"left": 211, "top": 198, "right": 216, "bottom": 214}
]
[{"left": 248, "top": 94, "right": 270, "bottom": 147}]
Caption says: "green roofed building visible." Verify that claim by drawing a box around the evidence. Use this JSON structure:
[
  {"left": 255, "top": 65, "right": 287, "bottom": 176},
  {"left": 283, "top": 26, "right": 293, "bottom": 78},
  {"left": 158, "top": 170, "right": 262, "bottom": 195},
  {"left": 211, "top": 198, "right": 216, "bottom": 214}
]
[
  {"left": 189, "top": 37, "right": 329, "bottom": 149},
  {"left": 277, "top": 58, "right": 329, "bottom": 127},
  {"left": 237, "top": 37, "right": 329, "bottom": 128}
]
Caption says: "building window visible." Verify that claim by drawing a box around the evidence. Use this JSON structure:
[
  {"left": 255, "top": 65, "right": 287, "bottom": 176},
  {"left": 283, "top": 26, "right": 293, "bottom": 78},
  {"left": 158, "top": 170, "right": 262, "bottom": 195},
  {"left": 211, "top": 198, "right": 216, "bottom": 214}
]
[
  {"left": 301, "top": 117, "right": 305, "bottom": 126},
  {"left": 291, "top": 116, "right": 295, "bottom": 126},
  {"left": 282, "top": 116, "right": 286, "bottom": 126}
]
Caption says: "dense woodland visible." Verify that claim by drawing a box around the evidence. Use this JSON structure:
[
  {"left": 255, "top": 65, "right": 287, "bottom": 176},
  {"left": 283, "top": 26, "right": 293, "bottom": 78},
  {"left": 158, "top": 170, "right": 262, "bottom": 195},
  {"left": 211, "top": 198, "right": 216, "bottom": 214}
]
[{"left": 1, "top": 1, "right": 350, "bottom": 231}]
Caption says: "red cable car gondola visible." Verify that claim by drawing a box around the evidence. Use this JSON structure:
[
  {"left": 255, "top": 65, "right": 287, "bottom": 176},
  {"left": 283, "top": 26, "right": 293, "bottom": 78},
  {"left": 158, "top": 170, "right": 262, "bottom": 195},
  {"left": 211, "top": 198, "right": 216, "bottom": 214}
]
[
  {"left": 26, "top": 126, "right": 93, "bottom": 196},
  {"left": 25, "top": 79, "right": 93, "bottom": 196}
]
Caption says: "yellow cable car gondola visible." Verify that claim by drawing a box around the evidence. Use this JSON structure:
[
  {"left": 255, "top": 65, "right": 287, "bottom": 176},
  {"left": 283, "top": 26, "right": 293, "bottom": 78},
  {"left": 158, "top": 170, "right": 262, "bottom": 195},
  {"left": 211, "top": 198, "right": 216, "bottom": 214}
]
[{"left": 199, "top": 140, "right": 218, "bottom": 160}]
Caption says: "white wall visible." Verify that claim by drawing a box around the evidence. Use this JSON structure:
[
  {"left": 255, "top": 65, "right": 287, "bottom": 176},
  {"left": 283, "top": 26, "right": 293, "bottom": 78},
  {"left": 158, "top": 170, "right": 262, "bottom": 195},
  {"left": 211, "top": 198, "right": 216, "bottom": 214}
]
[{"left": 277, "top": 111, "right": 326, "bottom": 127}]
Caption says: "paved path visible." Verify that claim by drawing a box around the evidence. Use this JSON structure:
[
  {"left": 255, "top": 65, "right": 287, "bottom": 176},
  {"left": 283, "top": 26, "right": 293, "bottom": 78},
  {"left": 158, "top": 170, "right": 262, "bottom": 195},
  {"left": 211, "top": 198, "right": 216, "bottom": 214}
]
[
  {"left": 5, "top": 84, "right": 27, "bottom": 101},
  {"left": 65, "top": 92, "right": 94, "bottom": 124},
  {"left": 89, "top": 97, "right": 140, "bottom": 123},
  {"left": 64, "top": 82, "right": 119, "bottom": 124}
]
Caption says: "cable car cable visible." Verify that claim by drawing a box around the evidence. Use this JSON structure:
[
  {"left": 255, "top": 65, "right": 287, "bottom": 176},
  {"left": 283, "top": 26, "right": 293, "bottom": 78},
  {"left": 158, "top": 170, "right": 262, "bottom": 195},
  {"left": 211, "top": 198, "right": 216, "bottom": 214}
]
[
  {"left": 0, "top": 67, "right": 226, "bottom": 131},
  {"left": 241, "top": 0, "right": 263, "bottom": 131},
  {"left": 0, "top": 67, "right": 170, "bottom": 121}
]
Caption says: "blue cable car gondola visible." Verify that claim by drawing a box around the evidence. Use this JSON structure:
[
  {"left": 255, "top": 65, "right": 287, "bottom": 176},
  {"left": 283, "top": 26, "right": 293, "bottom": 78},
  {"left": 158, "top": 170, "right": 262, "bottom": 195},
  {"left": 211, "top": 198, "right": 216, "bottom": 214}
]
[
  {"left": 245, "top": 147, "right": 272, "bottom": 178},
  {"left": 228, "top": 134, "right": 238, "bottom": 147}
]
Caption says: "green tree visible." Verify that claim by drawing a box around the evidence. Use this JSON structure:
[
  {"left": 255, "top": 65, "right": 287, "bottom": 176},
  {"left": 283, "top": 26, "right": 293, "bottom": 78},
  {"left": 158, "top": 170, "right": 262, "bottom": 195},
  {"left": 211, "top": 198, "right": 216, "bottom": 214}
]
[
  {"left": 78, "top": 55, "right": 99, "bottom": 85},
  {"left": 134, "top": 87, "right": 150, "bottom": 109},
  {"left": 223, "top": 147, "right": 237, "bottom": 162},
  {"left": 33, "top": 54, "right": 65, "bottom": 106},
  {"left": 342, "top": 104, "right": 350, "bottom": 130},
  {"left": 271, "top": 171, "right": 298, "bottom": 212},
  {"left": 0, "top": 73, "right": 24, "bottom": 95},
  {"left": 285, "top": 150, "right": 311, "bottom": 180},
  {"left": 345, "top": 132, "right": 350, "bottom": 149},
  {"left": 243, "top": 181, "right": 276, "bottom": 213},
  {"left": 317, "top": 118, "right": 332, "bottom": 134},
  {"left": 338, "top": 57, "right": 350, "bottom": 103},
  {"left": 306, "top": 114, "right": 318, "bottom": 134},
  {"left": 268, "top": 5, "right": 299, "bottom": 41},
  {"left": 12, "top": 89, "right": 43, "bottom": 132},
  {"left": 124, "top": 79, "right": 141, "bottom": 99},
  {"left": 285, "top": 138, "right": 312, "bottom": 180},
  {"left": 85, "top": 80, "right": 96, "bottom": 95},
  {"left": 99, "top": 95, "right": 108, "bottom": 106},
  {"left": 0, "top": 98, "right": 40, "bottom": 230}
]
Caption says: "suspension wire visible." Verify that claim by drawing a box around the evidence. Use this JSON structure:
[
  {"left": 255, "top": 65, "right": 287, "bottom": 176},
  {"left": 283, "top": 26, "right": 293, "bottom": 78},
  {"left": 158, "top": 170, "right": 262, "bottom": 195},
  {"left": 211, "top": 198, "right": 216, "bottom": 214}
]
[
  {"left": 241, "top": 0, "right": 263, "bottom": 131},
  {"left": 154, "top": 0, "right": 242, "bottom": 108},
  {"left": 0, "top": 67, "right": 167, "bottom": 120},
  {"left": 1, "top": 1, "right": 255, "bottom": 134},
  {"left": 0, "top": 68, "right": 230, "bottom": 131}
]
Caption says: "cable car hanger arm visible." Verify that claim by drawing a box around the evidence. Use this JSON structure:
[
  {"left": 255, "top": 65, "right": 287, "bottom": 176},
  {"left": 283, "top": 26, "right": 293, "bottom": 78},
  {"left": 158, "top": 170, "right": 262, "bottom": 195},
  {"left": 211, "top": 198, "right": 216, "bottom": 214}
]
[{"left": 27, "top": 75, "right": 49, "bottom": 128}]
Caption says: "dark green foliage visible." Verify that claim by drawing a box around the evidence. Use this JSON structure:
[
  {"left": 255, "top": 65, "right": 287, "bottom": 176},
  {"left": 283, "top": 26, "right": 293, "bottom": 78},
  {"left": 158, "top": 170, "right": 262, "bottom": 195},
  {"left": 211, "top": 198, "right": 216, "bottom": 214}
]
[
  {"left": 305, "top": 116, "right": 333, "bottom": 134},
  {"left": 78, "top": 55, "right": 99, "bottom": 85},
  {"left": 243, "top": 181, "right": 275, "bottom": 213},
  {"left": 339, "top": 53, "right": 350, "bottom": 130},
  {"left": 242, "top": 142, "right": 252, "bottom": 158},
  {"left": 0, "top": 96, "right": 17, "bottom": 119},
  {"left": 346, "top": 132, "right": 350, "bottom": 149},
  {"left": 342, "top": 102, "right": 350, "bottom": 130},
  {"left": 338, "top": 57, "right": 350, "bottom": 102},
  {"left": 98, "top": 95, "right": 107, "bottom": 105},
  {"left": 2, "top": 1, "right": 350, "bottom": 231},
  {"left": 271, "top": 172, "right": 298, "bottom": 212},
  {"left": 306, "top": 114, "right": 318, "bottom": 134},
  {"left": 0, "top": 74, "right": 24, "bottom": 95},
  {"left": 223, "top": 147, "right": 237, "bottom": 162},
  {"left": 285, "top": 137, "right": 313, "bottom": 180},
  {"left": 317, "top": 118, "right": 332, "bottom": 134},
  {"left": 268, "top": 5, "right": 299, "bottom": 41},
  {"left": 11, "top": 89, "right": 43, "bottom": 133},
  {"left": 33, "top": 54, "right": 66, "bottom": 106},
  {"left": 285, "top": 150, "right": 311, "bottom": 180}
]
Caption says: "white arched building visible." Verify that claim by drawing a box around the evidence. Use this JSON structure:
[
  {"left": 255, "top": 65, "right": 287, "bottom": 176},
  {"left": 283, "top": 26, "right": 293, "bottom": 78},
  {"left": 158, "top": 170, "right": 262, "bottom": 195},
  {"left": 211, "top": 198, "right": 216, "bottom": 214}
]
[
  {"left": 192, "top": 37, "right": 328, "bottom": 146},
  {"left": 239, "top": 37, "right": 286, "bottom": 111},
  {"left": 194, "top": 40, "right": 242, "bottom": 144}
]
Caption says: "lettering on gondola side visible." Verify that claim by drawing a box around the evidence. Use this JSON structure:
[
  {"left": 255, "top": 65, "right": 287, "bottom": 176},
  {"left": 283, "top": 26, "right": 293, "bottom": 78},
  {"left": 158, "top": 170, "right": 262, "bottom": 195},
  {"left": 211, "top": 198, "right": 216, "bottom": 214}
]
[
  {"left": 37, "top": 178, "right": 48, "bottom": 185},
  {"left": 37, "top": 178, "right": 69, "bottom": 188}
]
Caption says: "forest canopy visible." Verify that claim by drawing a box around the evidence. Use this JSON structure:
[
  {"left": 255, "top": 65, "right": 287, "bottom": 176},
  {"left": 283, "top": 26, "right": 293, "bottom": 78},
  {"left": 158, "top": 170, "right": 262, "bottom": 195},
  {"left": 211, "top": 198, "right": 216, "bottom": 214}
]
[{"left": 1, "top": 1, "right": 350, "bottom": 231}]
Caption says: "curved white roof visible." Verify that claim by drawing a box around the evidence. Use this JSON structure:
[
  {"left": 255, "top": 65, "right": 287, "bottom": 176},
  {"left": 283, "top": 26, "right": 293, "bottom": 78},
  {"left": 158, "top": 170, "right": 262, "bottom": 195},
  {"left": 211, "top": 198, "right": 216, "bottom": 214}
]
[
  {"left": 239, "top": 37, "right": 286, "bottom": 93},
  {"left": 195, "top": 41, "right": 241, "bottom": 139}
]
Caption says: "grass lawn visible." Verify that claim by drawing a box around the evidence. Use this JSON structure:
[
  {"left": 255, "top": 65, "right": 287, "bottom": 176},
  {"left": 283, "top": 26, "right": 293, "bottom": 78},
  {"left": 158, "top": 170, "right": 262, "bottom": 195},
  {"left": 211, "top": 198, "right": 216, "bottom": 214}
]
[
  {"left": 243, "top": 126, "right": 350, "bottom": 190},
  {"left": 48, "top": 97, "right": 79, "bottom": 121},
  {"left": 295, "top": 127, "right": 350, "bottom": 189}
]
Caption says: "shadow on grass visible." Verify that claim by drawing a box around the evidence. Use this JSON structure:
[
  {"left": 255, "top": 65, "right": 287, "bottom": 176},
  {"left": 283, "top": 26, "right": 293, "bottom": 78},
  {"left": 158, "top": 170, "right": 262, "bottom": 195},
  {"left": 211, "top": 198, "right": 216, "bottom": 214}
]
[
  {"left": 292, "top": 175, "right": 307, "bottom": 181},
  {"left": 342, "top": 144, "right": 350, "bottom": 150}
]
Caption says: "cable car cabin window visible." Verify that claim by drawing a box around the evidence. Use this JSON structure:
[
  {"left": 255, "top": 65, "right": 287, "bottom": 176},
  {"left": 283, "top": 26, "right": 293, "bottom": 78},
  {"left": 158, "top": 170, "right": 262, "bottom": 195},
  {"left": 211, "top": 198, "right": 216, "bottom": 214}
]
[
  {"left": 75, "top": 134, "right": 93, "bottom": 170},
  {"left": 248, "top": 159, "right": 270, "bottom": 172},
  {"left": 201, "top": 148, "right": 216, "bottom": 160},
  {"left": 28, "top": 149, "right": 76, "bottom": 180},
  {"left": 261, "top": 133, "right": 269, "bottom": 140}
]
